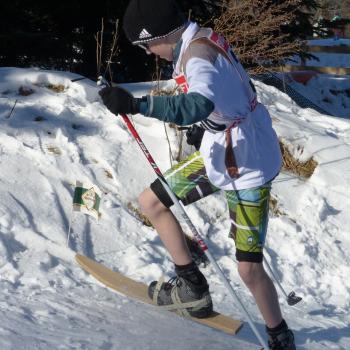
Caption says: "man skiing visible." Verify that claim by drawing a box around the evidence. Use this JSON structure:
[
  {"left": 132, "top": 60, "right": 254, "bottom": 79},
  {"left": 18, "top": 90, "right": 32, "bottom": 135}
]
[{"left": 99, "top": 0, "right": 296, "bottom": 348}]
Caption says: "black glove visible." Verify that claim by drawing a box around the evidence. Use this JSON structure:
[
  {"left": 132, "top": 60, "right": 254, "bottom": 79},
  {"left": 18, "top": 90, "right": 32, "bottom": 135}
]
[
  {"left": 186, "top": 125, "right": 205, "bottom": 151},
  {"left": 99, "top": 86, "right": 140, "bottom": 115}
]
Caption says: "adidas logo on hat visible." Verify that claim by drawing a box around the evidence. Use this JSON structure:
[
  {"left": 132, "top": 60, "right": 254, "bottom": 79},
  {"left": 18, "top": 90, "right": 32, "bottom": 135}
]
[{"left": 139, "top": 28, "right": 152, "bottom": 39}]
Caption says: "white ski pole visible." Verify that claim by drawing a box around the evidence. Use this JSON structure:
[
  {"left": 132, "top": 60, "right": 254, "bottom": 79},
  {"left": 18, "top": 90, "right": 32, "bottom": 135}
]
[{"left": 263, "top": 256, "right": 302, "bottom": 306}]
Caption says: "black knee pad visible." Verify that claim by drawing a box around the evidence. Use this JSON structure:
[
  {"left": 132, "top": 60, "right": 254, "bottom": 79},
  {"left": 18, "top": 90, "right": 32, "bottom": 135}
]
[
  {"left": 236, "top": 249, "right": 263, "bottom": 263},
  {"left": 150, "top": 178, "right": 175, "bottom": 208}
]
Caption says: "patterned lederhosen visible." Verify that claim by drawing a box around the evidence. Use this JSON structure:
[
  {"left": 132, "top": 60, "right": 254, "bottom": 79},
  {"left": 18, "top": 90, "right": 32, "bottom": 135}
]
[{"left": 150, "top": 152, "right": 271, "bottom": 263}]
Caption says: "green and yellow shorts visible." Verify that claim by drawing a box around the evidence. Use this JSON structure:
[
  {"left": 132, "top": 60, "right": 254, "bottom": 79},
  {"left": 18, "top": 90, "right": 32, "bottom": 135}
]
[{"left": 150, "top": 152, "right": 271, "bottom": 263}]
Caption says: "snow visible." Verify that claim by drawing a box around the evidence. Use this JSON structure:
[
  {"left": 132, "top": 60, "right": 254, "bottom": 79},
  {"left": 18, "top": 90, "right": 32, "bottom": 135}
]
[
  {"left": 0, "top": 66, "right": 350, "bottom": 349},
  {"left": 287, "top": 74, "right": 350, "bottom": 118}
]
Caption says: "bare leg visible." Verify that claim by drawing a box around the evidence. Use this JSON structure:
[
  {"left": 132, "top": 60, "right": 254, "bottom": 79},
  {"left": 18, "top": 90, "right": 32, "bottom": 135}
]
[
  {"left": 138, "top": 187, "right": 192, "bottom": 266},
  {"left": 238, "top": 261, "right": 283, "bottom": 328}
]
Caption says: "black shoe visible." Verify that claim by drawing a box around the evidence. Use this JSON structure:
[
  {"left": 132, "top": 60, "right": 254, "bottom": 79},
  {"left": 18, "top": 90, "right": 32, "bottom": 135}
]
[
  {"left": 268, "top": 327, "right": 296, "bottom": 350},
  {"left": 148, "top": 265, "right": 213, "bottom": 318}
]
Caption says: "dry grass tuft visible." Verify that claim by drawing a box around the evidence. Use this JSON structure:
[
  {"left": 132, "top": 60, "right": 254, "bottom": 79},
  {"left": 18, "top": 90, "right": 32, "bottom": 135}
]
[
  {"left": 46, "top": 84, "right": 65, "bottom": 93},
  {"left": 269, "top": 195, "right": 284, "bottom": 217},
  {"left": 127, "top": 203, "right": 153, "bottom": 227},
  {"left": 47, "top": 146, "right": 62, "bottom": 156},
  {"left": 280, "top": 140, "right": 317, "bottom": 178},
  {"left": 104, "top": 169, "right": 113, "bottom": 179},
  {"left": 150, "top": 85, "right": 181, "bottom": 97}
]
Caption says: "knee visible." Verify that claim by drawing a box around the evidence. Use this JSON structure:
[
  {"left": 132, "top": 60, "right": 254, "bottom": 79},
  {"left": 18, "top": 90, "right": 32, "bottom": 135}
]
[
  {"left": 238, "top": 262, "right": 264, "bottom": 288},
  {"left": 138, "top": 188, "right": 167, "bottom": 218}
]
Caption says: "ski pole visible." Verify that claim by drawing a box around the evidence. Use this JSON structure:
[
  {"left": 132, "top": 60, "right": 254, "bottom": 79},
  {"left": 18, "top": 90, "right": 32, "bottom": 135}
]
[
  {"left": 263, "top": 256, "right": 302, "bottom": 306},
  {"left": 118, "top": 112, "right": 268, "bottom": 349},
  {"left": 97, "top": 76, "right": 267, "bottom": 349}
]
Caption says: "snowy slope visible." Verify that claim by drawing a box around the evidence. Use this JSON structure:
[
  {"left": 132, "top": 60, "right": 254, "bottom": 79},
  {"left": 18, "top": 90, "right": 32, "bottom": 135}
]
[
  {"left": 0, "top": 67, "right": 350, "bottom": 349},
  {"left": 288, "top": 74, "right": 350, "bottom": 118}
]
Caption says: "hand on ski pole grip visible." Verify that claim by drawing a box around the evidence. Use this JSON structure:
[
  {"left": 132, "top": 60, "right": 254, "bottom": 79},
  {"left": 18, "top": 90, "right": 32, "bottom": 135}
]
[
  {"left": 99, "top": 86, "right": 141, "bottom": 115},
  {"left": 186, "top": 124, "right": 205, "bottom": 150}
]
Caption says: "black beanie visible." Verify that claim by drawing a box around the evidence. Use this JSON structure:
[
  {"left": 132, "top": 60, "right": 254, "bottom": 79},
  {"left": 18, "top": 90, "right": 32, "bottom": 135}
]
[{"left": 123, "top": 0, "right": 186, "bottom": 45}]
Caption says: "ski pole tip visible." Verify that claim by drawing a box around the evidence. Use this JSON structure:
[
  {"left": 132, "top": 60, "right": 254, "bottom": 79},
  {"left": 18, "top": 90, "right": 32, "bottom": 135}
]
[{"left": 287, "top": 291, "right": 302, "bottom": 306}]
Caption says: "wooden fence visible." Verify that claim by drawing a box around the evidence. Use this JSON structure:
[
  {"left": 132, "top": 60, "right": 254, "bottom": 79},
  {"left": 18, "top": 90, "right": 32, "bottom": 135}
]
[{"left": 283, "top": 42, "right": 350, "bottom": 75}]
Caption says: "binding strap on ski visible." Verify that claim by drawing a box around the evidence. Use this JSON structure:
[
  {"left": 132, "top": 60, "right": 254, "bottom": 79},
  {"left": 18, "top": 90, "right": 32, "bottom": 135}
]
[{"left": 152, "top": 277, "right": 211, "bottom": 317}]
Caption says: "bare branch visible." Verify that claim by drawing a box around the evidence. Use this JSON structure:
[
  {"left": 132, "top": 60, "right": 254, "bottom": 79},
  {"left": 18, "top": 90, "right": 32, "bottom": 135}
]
[
  {"left": 214, "top": 0, "right": 305, "bottom": 73},
  {"left": 95, "top": 18, "right": 119, "bottom": 82}
]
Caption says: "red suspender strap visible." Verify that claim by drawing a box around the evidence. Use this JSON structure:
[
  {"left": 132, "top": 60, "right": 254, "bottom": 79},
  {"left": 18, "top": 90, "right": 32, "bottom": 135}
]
[
  {"left": 208, "top": 31, "right": 257, "bottom": 113},
  {"left": 209, "top": 32, "right": 230, "bottom": 53},
  {"left": 225, "top": 128, "right": 239, "bottom": 178}
]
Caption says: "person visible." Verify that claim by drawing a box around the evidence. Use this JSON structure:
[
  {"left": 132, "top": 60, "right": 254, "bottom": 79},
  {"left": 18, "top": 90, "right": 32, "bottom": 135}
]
[
  {"left": 99, "top": 0, "right": 296, "bottom": 348},
  {"left": 331, "top": 15, "right": 344, "bottom": 41}
]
